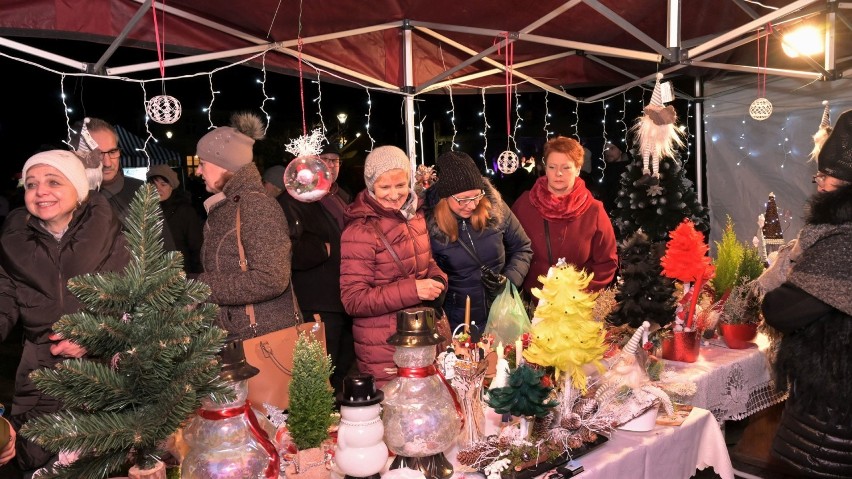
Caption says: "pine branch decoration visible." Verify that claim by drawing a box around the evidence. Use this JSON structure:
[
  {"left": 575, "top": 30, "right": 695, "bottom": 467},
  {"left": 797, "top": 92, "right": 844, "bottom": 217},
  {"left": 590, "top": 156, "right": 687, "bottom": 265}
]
[
  {"left": 486, "top": 364, "right": 557, "bottom": 418},
  {"left": 20, "top": 184, "right": 229, "bottom": 479}
]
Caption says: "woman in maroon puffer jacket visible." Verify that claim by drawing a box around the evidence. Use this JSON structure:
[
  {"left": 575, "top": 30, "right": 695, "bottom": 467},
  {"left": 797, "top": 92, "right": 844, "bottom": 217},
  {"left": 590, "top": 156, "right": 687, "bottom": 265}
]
[{"left": 340, "top": 146, "right": 446, "bottom": 387}]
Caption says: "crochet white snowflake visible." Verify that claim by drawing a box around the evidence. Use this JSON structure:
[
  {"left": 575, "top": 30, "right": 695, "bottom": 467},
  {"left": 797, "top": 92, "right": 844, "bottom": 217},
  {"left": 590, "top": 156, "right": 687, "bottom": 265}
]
[{"left": 285, "top": 129, "right": 326, "bottom": 158}]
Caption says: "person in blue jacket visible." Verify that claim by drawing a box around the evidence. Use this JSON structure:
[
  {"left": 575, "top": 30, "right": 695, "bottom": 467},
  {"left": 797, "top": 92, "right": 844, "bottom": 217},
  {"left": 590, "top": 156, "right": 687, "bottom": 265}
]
[{"left": 425, "top": 151, "right": 532, "bottom": 331}]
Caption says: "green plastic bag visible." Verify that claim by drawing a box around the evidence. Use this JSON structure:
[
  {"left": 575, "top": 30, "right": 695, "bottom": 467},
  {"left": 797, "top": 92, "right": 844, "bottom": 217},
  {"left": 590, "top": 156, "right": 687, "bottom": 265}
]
[{"left": 484, "top": 283, "right": 531, "bottom": 346}]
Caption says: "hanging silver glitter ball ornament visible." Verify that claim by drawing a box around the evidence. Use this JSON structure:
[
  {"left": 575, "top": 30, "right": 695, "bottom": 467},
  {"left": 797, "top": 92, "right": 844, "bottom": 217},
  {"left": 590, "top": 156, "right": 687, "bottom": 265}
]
[
  {"left": 146, "top": 95, "right": 182, "bottom": 124},
  {"left": 497, "top": 150, "right": 519, "bottom": 174},
  {"left": 749, "top": 98, "right": 773, "bottom": 121}
]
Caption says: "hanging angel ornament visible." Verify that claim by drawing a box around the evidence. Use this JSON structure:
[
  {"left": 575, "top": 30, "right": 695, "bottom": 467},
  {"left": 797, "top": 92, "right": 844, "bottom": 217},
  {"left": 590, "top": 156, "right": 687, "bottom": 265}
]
[
  {"left": 631, "top": 73, "right": 685, "bottom": 188},
  {"left": 284, "top": 129, "right": 332, "bottom": 202}
]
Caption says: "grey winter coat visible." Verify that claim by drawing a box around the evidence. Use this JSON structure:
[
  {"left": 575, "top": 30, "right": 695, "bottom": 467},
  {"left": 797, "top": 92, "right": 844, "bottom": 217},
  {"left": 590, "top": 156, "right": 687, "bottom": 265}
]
[{"left": 199, "top": 163, "right": 299, "bottom": 339}]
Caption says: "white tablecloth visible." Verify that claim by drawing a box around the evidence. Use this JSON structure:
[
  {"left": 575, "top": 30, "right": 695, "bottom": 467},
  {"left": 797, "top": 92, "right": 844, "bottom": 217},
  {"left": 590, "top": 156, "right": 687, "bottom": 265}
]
[
  {"left": 573, "top": 407, "right": 734, "bottom": 479},
  {"left": 660, "top": 333, "right": 787, "bottom": 423}
]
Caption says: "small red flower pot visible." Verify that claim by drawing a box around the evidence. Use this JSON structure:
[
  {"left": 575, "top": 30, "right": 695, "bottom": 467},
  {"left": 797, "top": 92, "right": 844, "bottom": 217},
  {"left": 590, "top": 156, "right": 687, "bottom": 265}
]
[
  {"left": 720, "top": 323, "right": 758, "bottom": 349},
  {"left": 661, "top": 330, "right": 701, "bottom": 363}
]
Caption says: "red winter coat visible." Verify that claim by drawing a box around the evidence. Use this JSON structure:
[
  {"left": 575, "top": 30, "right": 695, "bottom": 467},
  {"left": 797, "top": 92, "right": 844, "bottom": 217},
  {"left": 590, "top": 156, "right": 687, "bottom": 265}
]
[
  {"left": 512, "top": 177, "right": 617, "bottom": 295},
  {"left": 340, "top": 190, "right": 446, "bottom": 387}
]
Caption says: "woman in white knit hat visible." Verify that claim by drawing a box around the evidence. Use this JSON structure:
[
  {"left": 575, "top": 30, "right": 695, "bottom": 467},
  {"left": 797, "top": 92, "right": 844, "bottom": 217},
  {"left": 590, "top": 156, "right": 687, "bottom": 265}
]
[
  {"left": 0, "top": 150, "right": 129, "bottom": 473},
  {"left": 339, "top": 145, "right": 447, "bottom": 387}
]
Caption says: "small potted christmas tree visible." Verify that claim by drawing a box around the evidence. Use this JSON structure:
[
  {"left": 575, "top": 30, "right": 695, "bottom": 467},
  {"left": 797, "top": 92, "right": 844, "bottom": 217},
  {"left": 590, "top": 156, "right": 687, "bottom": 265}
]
[{"left": 286, "top": 332, "right": 334, "bottom": 478}]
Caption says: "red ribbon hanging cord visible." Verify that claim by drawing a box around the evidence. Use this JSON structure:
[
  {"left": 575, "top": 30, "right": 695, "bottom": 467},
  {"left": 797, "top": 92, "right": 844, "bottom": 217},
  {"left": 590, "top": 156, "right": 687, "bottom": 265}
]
[
  {"left": 297, "top": 37, "right": 307, "bottom": 135},
  {"left": 150, "top": 1, "right": 166, "bottom": 79},
  {"left": 756, "top": 24, "right": 772, "bottom": 98},
  {"left": 197, "top": 401, "right": 281, "bottom": 478},
  {"left": 502, "top": 32, "right": 514, "bottom": 141}
]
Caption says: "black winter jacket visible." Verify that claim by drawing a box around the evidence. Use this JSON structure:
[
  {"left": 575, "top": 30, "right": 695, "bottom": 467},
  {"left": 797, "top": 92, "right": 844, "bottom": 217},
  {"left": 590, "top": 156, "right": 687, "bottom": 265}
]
[
  {"left": 278, "top": 186, "right": 350, "bottom": 314},
  {"left": 0, "top": 192, "right": 130, "bottom": 470},
  {"left": 762, "top": 185, "right": 852, "bottom": 478},
  {"left": 425, "top": 179, "right": 532, "bottom": 330},
  {"left": 160, "top": 192, "right": 204, "bottom": 274}
]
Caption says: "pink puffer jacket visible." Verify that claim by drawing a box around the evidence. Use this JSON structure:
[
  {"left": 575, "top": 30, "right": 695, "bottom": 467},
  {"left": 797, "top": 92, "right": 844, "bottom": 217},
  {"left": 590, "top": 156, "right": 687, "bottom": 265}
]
[{"left": 340, "top": 190, "right": 446, "bottom": 387}]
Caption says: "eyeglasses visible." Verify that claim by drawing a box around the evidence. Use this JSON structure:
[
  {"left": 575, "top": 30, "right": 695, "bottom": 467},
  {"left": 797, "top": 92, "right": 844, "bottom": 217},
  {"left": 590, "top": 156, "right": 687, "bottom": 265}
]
[
  {"left": 812, "top": 173, "right": 827, "bottom": 185},
  {"left": 100, "top": 148, "right": 121, "bottom": 160},
  {"left": 451, "top": 191, "right": 485, "bottom": 206}
]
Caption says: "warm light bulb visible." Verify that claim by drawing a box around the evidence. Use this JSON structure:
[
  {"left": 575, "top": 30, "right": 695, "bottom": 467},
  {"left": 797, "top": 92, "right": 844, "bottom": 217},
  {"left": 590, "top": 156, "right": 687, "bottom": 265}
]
[{"left": 781, "top": 25, "right": 823, "bottom": 58}]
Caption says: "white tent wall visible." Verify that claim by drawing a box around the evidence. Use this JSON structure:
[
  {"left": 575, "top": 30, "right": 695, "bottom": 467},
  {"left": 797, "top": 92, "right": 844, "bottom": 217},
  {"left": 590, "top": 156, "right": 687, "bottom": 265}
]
[{"left": 703, "top": 76, "right": 852, "bottom": 253}]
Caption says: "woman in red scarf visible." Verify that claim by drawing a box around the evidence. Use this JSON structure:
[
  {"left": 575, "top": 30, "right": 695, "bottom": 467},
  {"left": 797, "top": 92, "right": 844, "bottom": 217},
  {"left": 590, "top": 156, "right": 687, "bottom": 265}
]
[{"left": 512, "top": 136, "right": 617, "bottom": 296}]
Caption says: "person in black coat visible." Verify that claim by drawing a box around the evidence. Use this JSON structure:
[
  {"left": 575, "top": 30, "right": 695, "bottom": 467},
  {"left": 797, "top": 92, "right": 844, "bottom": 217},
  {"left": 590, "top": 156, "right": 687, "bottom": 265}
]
[
  {"left": 425, "top": 151, "right": 532, "bottom": 331},
  {"left": 276, "top": 146, "right": 355, "bottom": 397},
  {"left": 147, "top": 164, "right": 204, "bottom": 274},
  {"left": 759, "top": 109, "right": 852, "bottom": 479}
]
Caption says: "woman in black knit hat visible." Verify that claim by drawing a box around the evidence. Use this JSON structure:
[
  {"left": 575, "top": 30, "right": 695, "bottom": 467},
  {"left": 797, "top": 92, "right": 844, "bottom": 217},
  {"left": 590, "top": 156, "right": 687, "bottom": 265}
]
[
  {"left": 760, "top": 109, "right": 852, "bottom": 478},
  {"left": 424, "top": 151, "right": 532, "bottom": 331}
]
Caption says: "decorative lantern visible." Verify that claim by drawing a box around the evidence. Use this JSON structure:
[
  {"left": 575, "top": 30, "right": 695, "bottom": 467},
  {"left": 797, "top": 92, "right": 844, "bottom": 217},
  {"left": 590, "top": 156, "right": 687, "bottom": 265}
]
[
  {"left": 146, "top": 95, "right": 182, "bottom": 124},
  {"left": 497, "top": 150, "right": 519, "bottom": 174},
  {"left": 335, "top": 374, "right": 388, "bottom": 479},
  {"left": 181, "top": 339, "right": 280, "bottom": 479},
  {"left": 382, "top": 308, "right": 460, "bottom": 479}
]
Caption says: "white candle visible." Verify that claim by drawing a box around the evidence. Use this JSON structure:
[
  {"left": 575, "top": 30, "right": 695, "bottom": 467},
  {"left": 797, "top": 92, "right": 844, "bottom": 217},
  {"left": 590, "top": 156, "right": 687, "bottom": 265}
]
[
  {"left": 496, "top": 342, "right": 504, "bottom": 360},
  {"left": 515, "top": 338, "right": 523, "bottom": 366}
]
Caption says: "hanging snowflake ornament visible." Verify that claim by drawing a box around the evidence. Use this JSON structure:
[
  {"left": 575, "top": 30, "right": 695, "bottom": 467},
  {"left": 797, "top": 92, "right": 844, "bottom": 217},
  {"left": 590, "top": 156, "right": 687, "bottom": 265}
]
[
  {"left": 497, "top": 150, "right": 519, "bottom": 174},
  {"left": 146, "top": 94, "right": 182, "bottom": 124},
  {"left": 284, "top": 129, "right": 332, "bottom": 203},
  {"left": 749, "top": 97, "right": 773, "bottom": 121}
]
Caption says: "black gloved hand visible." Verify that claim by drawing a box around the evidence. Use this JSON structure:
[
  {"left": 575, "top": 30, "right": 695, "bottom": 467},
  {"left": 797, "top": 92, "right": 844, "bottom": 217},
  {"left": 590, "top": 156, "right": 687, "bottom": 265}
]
[{"left": 480, "top": 266, "right": 507, "bottom": 300}]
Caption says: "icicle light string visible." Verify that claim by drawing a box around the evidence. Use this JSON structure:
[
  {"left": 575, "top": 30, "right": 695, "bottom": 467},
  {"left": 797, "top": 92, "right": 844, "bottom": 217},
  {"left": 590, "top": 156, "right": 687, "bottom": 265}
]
[
  {"left": 599, "top": 99, "right": 609, "bottom": 182},
  {"left": 543, "top": 90, "right": 552, "bottom": 139},
  {"left": 682, "top": 101, "right": 692, "bottom": 167},
  {"left": 418, "top": 112, "right": 427, "bottom": 166},
  {"left": 365, "top": 88, "right": 375, "bottom": 149},
  {"left": 204, "top": 73, "right": 219, "bottom": 129},
  {"left": 619, "top": 92, "right": 628, "bottom": 147},
  {"left": 512, "top": 86, "right": 521, "bottom": 153},
  {"left": 480, "top": 87, "right": 490, "bottom": 168},
  {"left": 447, "top": 85, "right": 458, "bottom": 150},
  {"left": 139, "top": 82, "right": 154, "bottom": 168},
  {"left": 60, "top": 75, "right": 72, "bottom": 147},
  {"left": 572, "top": 100, "right": 580, "bottom": 140},
  {"left": 779, "top": 115, "right": 791, "bottom": 169},
  {"left": 312, "top": 70, "right": 328, "bottom": 137},
  {"left": 257, "top": 52, "right": 275, "bottom": 134}
]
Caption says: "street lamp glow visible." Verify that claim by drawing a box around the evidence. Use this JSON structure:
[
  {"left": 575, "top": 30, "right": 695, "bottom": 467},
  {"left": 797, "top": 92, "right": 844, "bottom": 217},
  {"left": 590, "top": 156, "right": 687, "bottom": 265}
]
[
  {"left": 337, "top": 113, "right": 348, "bottom": 124},
  {"left": 165, "top": 131, "right": 173, "bottom": 139}
]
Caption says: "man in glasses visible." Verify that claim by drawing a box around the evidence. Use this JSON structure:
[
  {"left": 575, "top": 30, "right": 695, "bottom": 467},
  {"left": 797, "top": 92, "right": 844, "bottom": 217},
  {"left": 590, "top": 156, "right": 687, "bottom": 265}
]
[{"left": 69, "top": 118, "right": 175, "bottom": 250}]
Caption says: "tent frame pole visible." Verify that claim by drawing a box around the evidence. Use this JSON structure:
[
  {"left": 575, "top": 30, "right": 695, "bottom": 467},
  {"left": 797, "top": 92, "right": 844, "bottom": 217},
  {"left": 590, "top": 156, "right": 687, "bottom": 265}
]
[
  {"left": 93, "top": 0, "right": 152, "bottom": 74},
  {"left": 402, "top": 20, "right": 417, "bottom": 164}
]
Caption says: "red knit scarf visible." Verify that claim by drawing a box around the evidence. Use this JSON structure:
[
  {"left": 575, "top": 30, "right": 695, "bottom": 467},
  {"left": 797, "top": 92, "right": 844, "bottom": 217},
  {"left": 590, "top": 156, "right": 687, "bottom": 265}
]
[{"left": 528, "top": 175, "right": 592, "bottom": 222}]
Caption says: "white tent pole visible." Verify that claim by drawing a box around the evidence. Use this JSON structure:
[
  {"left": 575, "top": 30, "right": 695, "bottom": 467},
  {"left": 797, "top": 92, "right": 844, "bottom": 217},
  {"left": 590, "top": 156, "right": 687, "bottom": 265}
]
[
  {"left": 688, "top": 0, "right": 819, "bottom": 58},
  {"left": 419, "top": 52, "right": 577, "bottom": 94},
  {"left": 275, "top": 48, "right": 398, "bottom": 90},
  {"left": 107, "top": 43, "right": 276, "bottom": 75},
  {"left": 416, "top": 27, "right": 579, "bottom": 101},
  {"left": 825, "top": 4, "right": 837, "bottom": 75},
  {"left": 0, "top": 36, "right": 87, "bottom": 71},
  {"left": 694, "top": 76, "right": 705, "bottom": 205},
  {"left": 585, "top": 55, "right": 640, "bottom": 80},
  {"left": 583, "top": 0, "right": 672, "bottom": 59},
  {"left": 667, "top": 0, "right": 681, "bottom": 52},
  {"left": 93, "top": 0, "right": 152, "bottom": 73},
  {"left": 690, "top": 61, "right": 822, "bottom": 79},
  {"left": 402, "top": 21, "right": 417, "bottom": 165}
]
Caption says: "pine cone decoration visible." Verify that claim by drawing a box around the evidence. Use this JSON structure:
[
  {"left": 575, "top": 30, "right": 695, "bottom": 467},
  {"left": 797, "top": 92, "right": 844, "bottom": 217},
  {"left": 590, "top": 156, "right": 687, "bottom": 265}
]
[
  {"left": 579, "top": 426, "right": 598, "bottom": 443},
  {"left": 572, "top": 398, "right": 598, "bottom": 418},
  {"left": 560, "top": 412, "right": 582, "bottom": 431},
  {"left": 456, "top": 447, "right": 480, "bottom": 467},
  {"left": 567, "top": 433, "right": 584, "bottom": 450},
  {"left": 532, "top": 412, "right": 555, "bottom": 438}
]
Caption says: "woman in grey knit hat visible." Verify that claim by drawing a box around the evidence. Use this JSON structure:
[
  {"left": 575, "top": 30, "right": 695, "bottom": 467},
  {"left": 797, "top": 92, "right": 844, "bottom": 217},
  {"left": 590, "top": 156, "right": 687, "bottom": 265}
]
[
  {"left": 760, "top": 109, "right": 852, "bottom": 478},
  {"left": 339, "top": 146, "right": 447, "bottom": 387},
  {"left": 195, "top": 113, "right": 300, "bottom": 340}
]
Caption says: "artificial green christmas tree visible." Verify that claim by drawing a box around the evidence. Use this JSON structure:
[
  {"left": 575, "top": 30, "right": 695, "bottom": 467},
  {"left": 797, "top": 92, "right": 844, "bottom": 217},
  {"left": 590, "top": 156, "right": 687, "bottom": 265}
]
[
  {"left": 21, "top": 184, "right": 229, "bottom": 479},
  {"left": 287, "top": 332, "right": 334, "bottom": 451},
  {"left": 612, "top": 155, "right": 709, "bottom": 242},
  {"left": 606, "top": 231, "right": 677, "bottom": 329}
]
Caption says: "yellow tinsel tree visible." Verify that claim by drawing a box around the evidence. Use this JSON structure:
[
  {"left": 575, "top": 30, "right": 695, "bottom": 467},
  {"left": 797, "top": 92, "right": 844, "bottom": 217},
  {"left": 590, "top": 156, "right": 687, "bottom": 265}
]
[{"left": 524, "top": 260, "right": 608, "bottom": 393}]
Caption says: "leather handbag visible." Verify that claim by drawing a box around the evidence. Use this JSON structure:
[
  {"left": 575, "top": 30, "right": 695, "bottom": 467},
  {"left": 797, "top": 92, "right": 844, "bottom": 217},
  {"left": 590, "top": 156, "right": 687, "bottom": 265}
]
[{"left": 235, "top": 204, "right": 326, "bottom": 412}]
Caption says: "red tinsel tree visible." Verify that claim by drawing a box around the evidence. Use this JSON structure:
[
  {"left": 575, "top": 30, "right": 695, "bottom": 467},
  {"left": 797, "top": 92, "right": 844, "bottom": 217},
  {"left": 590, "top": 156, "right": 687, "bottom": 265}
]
[{"left": 660, "top": 219, "right": 715, "bottom": 329}]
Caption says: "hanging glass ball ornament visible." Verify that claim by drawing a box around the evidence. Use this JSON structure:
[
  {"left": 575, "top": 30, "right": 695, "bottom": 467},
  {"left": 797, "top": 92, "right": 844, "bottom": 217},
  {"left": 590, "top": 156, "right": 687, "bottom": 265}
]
[
  {"left": 749, "top": 98, "right": 773, "bottom": 121},
  {"left": 497, "top": 150, "right": 519, "bottom": 174},
  {"left": 284, "top": 155, "right": 332, "bottom": 202},
  {"left": 146, "top": 95, "right": 182, "bottom": 124}
]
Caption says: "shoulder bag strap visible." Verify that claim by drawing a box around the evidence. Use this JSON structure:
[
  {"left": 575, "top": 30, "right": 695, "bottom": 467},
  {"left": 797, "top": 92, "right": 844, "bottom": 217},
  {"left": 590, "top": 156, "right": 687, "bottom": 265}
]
[
  {"left": 236, "top": 205, "right": 259, "bottom": 336},
  {"left": 370, "top": 220, "right": 407, "bottom": 276},
  {"left": 457, "top": 236, "right": 484, "bottom": 267},
  {"left": 543, "top": 219, "right": 553, "bottom": 266}
]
